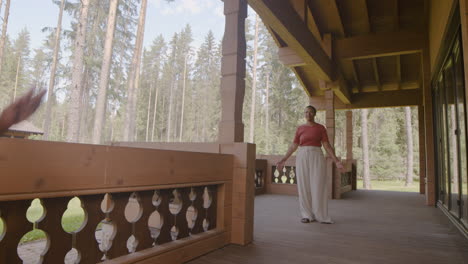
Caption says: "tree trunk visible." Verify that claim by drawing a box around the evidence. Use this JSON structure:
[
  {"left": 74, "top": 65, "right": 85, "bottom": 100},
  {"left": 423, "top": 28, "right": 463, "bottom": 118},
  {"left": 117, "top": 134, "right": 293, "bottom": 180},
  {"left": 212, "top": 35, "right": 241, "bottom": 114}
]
[
  {"left": 66, "top": 0, "right": 90, "bottom": 142},
  {"left": 167, "top": 80, "right": 175, "bottom": 142},
  {"left": 248, "top": 14, "right": 260, "bottom": 143},
  {"left": 151, "top": 79, "right": 159, "bottom": 141},
  {"left": 13, "top": 56, "right": 20, "bottom": 101},
  {"left": 43, "top": 0, "right": 65, "bottom": 140},
  {"left": 0, "top": 0, "right": 10, "bottom": 77},
  {"left": 361, "top": 109, "right": 371, "bottom": 189},
  {"left": 0, "top": 0, "right": 4, "bottom": 19},
  {"left": 145, "top": 81, "right": 152, "bottom": 141},
  {"left": 123, "top": 0, "right": 148, "bottom": 141},
  {"left": 79, "top": 68, "right": 90, "bottom": 143},
  {"left": 179, "top": 55, "right": 188, "bottom": 142},
  {"left": 265, "top": 73, "right": 270, "bottom": 153},
  {"left": 92, "top": 0, "right": 119, "bottom": 144},
  {"left": 405, "top": 106, "right": 414, "bottom": 186},
  {"left": 451, "top": 105, "right": 459, "bottom": 192}
]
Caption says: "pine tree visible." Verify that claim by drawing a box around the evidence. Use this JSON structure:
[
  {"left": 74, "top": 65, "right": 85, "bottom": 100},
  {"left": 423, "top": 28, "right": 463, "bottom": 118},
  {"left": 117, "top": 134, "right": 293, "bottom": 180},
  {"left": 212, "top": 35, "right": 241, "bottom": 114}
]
[
  {"left": 43, "top": 0, "right": 66, "bottom": 140},
  {"left": 66, "top": 0, "right": 90, "bottom": 142},
  {"left": 123, "top": 0, "right": 148, "bottom": 141},
  {"left": 92, "top": 0, "right": 119, "bottom": 144}
]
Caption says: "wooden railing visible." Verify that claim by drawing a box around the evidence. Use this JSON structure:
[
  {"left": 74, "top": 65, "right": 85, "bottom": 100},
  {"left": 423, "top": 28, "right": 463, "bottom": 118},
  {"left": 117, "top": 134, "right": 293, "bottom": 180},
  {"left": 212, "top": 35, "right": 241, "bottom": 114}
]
[
  {"left": 333, "top": 159, "right": 357, "bottom": 199},
  {"left": 254, "top": 159, "right": 266, "bottom": 195},
  {"left": 256, "top": 155, "right": 357, "bottom": 198},
  {"left": 0, "top": 139, "right": 237, "bottom": 263}
]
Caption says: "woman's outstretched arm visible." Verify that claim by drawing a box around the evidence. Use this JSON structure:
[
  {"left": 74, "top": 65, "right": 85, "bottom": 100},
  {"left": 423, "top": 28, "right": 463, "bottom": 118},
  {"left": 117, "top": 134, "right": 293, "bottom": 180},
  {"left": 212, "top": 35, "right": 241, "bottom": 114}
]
[
  {"left": 276, "top": 142, "right": 299, "bottom": 171},
  {"left": 322, "top": 141, "right": 344, "bottom": 171}
]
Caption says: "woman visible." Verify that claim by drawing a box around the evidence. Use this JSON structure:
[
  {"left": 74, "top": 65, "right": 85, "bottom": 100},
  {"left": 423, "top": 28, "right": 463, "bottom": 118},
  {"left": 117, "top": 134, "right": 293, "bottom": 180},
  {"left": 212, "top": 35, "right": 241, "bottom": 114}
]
[{"left": 276, "top": 105, "right": 343, "bottom": 224}]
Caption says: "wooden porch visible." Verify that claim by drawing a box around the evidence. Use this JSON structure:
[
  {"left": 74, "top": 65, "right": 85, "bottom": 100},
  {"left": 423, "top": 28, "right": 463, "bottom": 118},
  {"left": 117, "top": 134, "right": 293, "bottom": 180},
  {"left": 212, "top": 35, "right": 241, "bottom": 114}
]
[{"left": 190, "top": 191, "right": 468, "bottom": 264}]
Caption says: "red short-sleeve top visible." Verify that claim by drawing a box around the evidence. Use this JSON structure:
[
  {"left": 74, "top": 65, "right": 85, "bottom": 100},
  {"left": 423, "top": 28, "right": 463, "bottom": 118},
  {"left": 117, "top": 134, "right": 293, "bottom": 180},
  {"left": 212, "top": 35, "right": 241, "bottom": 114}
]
[{"left": 293, "top": 124, "right": 329, "bottom": 147}]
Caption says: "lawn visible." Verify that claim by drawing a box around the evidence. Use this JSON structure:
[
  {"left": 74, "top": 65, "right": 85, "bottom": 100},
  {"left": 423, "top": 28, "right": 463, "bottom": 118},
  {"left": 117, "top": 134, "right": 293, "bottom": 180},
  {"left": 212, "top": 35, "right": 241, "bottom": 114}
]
[
  {"left": 356, "top": 179, "right": 420, "bottom": 192},
  {"left": 0, "top": 197, "right": 86, "bottom": 243}
]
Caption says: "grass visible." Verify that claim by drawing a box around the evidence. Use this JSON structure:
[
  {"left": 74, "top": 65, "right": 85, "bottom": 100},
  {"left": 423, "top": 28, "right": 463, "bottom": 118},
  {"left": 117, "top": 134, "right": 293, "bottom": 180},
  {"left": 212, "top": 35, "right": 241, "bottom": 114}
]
[
  {"left": 356, "top": 179, "right": 420, "bottom": 192},
  {"left": 0, "top": 197, "right": 86, "bottom": 243}
]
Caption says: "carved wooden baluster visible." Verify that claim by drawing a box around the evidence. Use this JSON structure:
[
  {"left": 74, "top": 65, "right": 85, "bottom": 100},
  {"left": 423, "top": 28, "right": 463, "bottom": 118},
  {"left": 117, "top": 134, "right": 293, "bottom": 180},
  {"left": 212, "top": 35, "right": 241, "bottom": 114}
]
[
  {"left": 290, "top": 167, "right": 296, "bottom": 184},
  {"left": 134, "top": 190, "right": 154, "bottom": 251},
  {"left": 40, "top": 197, "right": 72, "bottom": 263},
  {"left": 156, "top": 189, "right": 172, "bottom": 245},
  {"left": 186, "top": 187, "right": 198, "bottom": 236},
  {"left": 176, "top": 187, "right": 190, "bottom": 239},
  {"left": 273, "top": 166, "right": 280, "bottom": 183},
  {"left": 76, "top": 194, "right": 106, "bottom": 263},
  {"left": 202, "top": 186, "right": 213, "bottom": 231},
  {"left": 0, "top": 200, "right": 31, "bottom": 263},
  {"left": 191, "top": 187, "right": 204, "bottom": 235},
  {"left": 148, "top": 190, "right": 164, "bottom": 246},
  {"left": 169, "top": 189, "right": 183, "bottom": 241},
  {"left": 106, "top": 192, "right": 132, "bottom": 259},
  {"left": 207, "top": 186, "right": 218, "bottom": 230}
]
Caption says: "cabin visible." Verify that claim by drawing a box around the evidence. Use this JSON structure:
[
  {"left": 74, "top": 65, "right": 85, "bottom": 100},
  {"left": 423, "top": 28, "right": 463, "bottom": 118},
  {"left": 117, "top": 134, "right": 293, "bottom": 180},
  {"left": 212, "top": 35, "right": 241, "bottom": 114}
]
[{"left": 0, "top": 0, "right": 467, "bottom": 263}]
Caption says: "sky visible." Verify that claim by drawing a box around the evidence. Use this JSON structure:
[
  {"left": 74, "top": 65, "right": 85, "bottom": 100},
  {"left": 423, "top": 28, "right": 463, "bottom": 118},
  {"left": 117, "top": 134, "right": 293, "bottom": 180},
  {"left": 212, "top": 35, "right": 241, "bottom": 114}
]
[{"left": 6, "top": 0, "right": 241, "bottom": 50}]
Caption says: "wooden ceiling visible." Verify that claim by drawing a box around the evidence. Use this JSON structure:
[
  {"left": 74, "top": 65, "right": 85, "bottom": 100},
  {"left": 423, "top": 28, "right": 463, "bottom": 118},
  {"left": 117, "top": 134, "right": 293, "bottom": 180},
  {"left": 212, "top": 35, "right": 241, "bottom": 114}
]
[{"left": 247, "top": 0, "right": 428, "bottom": 108}]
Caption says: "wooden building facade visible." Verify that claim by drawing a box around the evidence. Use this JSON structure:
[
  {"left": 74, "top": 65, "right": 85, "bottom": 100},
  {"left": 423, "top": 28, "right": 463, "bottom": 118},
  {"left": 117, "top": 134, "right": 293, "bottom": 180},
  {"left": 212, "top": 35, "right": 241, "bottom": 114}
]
[{"left": 0, "top": 0, "right": 467, "bottom": 263}]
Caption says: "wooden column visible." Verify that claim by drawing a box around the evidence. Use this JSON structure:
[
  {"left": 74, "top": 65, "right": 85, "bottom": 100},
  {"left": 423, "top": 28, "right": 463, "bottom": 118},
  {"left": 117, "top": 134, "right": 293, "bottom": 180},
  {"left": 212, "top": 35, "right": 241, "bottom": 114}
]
[
  {"left": 220, "top": 143, "right": 255, "bottom": 246},
  {"left": 459, "top": 0, "right": 468, "bottom": 214},
  {"left": 325, "top": 90, "right": 335, "bottom": 147},
  {"left": 218, "top": 0, "right": 247, "bottom": 143},
  {"left": 346, "top": 110, "right": 353, "bottom": 161},
  {"left": 418, "top": 105, "right": 426, "bottom": 194},
  {"left": 324, "top": 90, "right": 339, "bottom": 199},
  {"left": 422, "top": 44, "right": 436, "bottom": 206}
]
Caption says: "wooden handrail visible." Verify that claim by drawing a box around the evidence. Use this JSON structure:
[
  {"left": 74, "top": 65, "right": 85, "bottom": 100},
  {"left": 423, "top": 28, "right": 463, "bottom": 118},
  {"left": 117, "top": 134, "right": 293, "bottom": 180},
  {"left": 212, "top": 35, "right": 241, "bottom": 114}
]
[{"left": 0, "top": 138, "right": 234, "bottom": 263}]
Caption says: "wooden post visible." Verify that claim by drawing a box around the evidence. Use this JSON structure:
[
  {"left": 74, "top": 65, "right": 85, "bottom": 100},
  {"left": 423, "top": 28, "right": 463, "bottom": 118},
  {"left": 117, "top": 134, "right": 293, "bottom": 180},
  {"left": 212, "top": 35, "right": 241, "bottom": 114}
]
[
  {"left": 346, "top": 110, "right": 353, "bottom": 161},
  {"left": 324, "top": 89, "right": 340, "bottom": 199},
  {"left": 459, "top": 0, "right": 468, "bottom": 214},
  {"left": 418, "top": 105, "right": 426, "bottom": 194},
  {"left": 325, "top": 90, "right": 335, "bottom": 148},
  {"left": 422, "top": 44, "right": 436, "bottom": 206},
  {"left": 218, "top": 0, "right": 247, "bottom": 143}
]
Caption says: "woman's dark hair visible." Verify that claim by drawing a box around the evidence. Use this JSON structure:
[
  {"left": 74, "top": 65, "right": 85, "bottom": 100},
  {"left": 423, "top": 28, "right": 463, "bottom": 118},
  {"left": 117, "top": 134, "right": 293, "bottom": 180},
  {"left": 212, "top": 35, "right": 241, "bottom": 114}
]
[{"left": 306, "top": 105, "right": 317, "bottom": 114}]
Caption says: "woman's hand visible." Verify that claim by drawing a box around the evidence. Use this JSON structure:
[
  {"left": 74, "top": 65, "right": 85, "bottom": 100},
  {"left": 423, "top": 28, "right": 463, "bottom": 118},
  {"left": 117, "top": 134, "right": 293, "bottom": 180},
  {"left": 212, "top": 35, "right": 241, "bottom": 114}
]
[
  {"left": 335, "top": 160, "right": 345, "bottom": 173},
  {"left": 0, "top": 88, "right": 46, "bottom": 133},
  {"left": 276, "top": 160, "right": 286, "bottom": 172}
]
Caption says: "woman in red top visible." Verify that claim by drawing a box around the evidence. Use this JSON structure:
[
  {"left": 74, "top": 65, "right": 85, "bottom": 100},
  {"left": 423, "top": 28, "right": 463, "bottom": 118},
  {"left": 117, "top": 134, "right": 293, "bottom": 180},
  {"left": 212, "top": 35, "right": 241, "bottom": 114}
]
[{"left": 277, "top": 105, "right": 343, "bottom": 224}]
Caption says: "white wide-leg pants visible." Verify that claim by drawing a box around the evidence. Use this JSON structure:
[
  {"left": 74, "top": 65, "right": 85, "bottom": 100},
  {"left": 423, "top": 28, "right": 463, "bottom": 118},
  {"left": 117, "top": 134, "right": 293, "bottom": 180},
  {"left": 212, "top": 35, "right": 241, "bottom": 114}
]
[{"left": 296, "top": 146, "right": 332, "bottom": 222}]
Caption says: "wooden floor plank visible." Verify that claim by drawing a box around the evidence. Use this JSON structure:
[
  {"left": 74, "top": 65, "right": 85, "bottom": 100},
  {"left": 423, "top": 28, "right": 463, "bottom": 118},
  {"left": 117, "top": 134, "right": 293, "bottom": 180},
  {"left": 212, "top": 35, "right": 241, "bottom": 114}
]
[{"left": 188, "top": 191, "right": 468, "bottom": 264}]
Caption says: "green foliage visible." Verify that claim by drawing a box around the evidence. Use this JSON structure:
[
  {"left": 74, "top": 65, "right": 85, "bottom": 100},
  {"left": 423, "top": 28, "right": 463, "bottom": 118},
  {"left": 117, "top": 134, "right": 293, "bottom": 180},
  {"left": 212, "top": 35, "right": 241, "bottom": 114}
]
[{"left": 0, "top": 4, "right": 421, "bottom": 184}]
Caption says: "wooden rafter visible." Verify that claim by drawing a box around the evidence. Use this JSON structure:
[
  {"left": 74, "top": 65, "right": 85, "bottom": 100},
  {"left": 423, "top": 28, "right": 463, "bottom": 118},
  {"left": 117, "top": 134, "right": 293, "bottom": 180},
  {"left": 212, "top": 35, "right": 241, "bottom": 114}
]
[
  {"left": 359, "top": 0, "right": 371, "bottom": 33},
  {"left": 372, "top": 58, "right": 381, "bottom": 90},
  {"left": 396, "top": 55, "right": 401, "bottom": 89},
  {"left": 335, "top": 31, "right": 425, "bottom": 60},
  {"left": 348, "top": 89, "right": 422, "bottom": 109},
  {"left": 393, "top": 0, "right": 399, "bottom": 31},
  {"left": 351, "top": 60, "right": 360, "bottom": 92},
  {"left": 248, "top": 0, "right": 333, "bottom": 81}
]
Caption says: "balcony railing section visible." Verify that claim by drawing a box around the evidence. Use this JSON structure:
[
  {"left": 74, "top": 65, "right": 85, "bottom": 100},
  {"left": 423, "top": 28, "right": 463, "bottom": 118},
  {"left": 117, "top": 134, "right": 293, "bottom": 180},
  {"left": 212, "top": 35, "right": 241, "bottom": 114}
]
[
  {"left": 272, "top": 166, "right": 297, "bottom": 184},
  {"left": 0, "top": 138, "right": 233, "bottom": 264}
]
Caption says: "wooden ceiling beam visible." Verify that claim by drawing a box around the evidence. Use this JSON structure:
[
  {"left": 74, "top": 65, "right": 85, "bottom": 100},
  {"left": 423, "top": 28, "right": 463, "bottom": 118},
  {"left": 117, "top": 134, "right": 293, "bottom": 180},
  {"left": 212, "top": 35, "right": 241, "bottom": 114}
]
[
  {"left": 351, "top": 61, "right": 361, "bottom": 92},
  {"left": 312, "top": 89, "right": 422, "bottom": 110},
  {"left": 396, "top": 55, "right": 401, "bottom": 89},
  {"left": 278, "top": 47, "right": 306, "bottom": 67},
  {"left": 358, "top": 0, "right": 371, "bottom": 33},
  {"left": 248, "top": 0, "right": 333, "bottom": 81},
  {"left": 331, "top": 89, "right": 422, "bottom": 110},
  {"left": 372, "top": 58, "right": 381, "bottom": 91},
  {"left": 335, "top": 31, "right": 424, "bottom": 60},
  {"left": 289, "top": 0, "right": 322, "bottom": 42},
  {"left": 393, "top": 0, "right": 399, "bottom": 31}
]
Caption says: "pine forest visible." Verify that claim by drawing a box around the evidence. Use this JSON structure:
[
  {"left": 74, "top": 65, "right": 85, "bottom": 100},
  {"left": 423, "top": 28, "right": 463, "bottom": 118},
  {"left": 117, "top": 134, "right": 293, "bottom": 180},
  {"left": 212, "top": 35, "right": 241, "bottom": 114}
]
[{"left": 0, "top": 0, "right": 421, "bottom": 188}]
